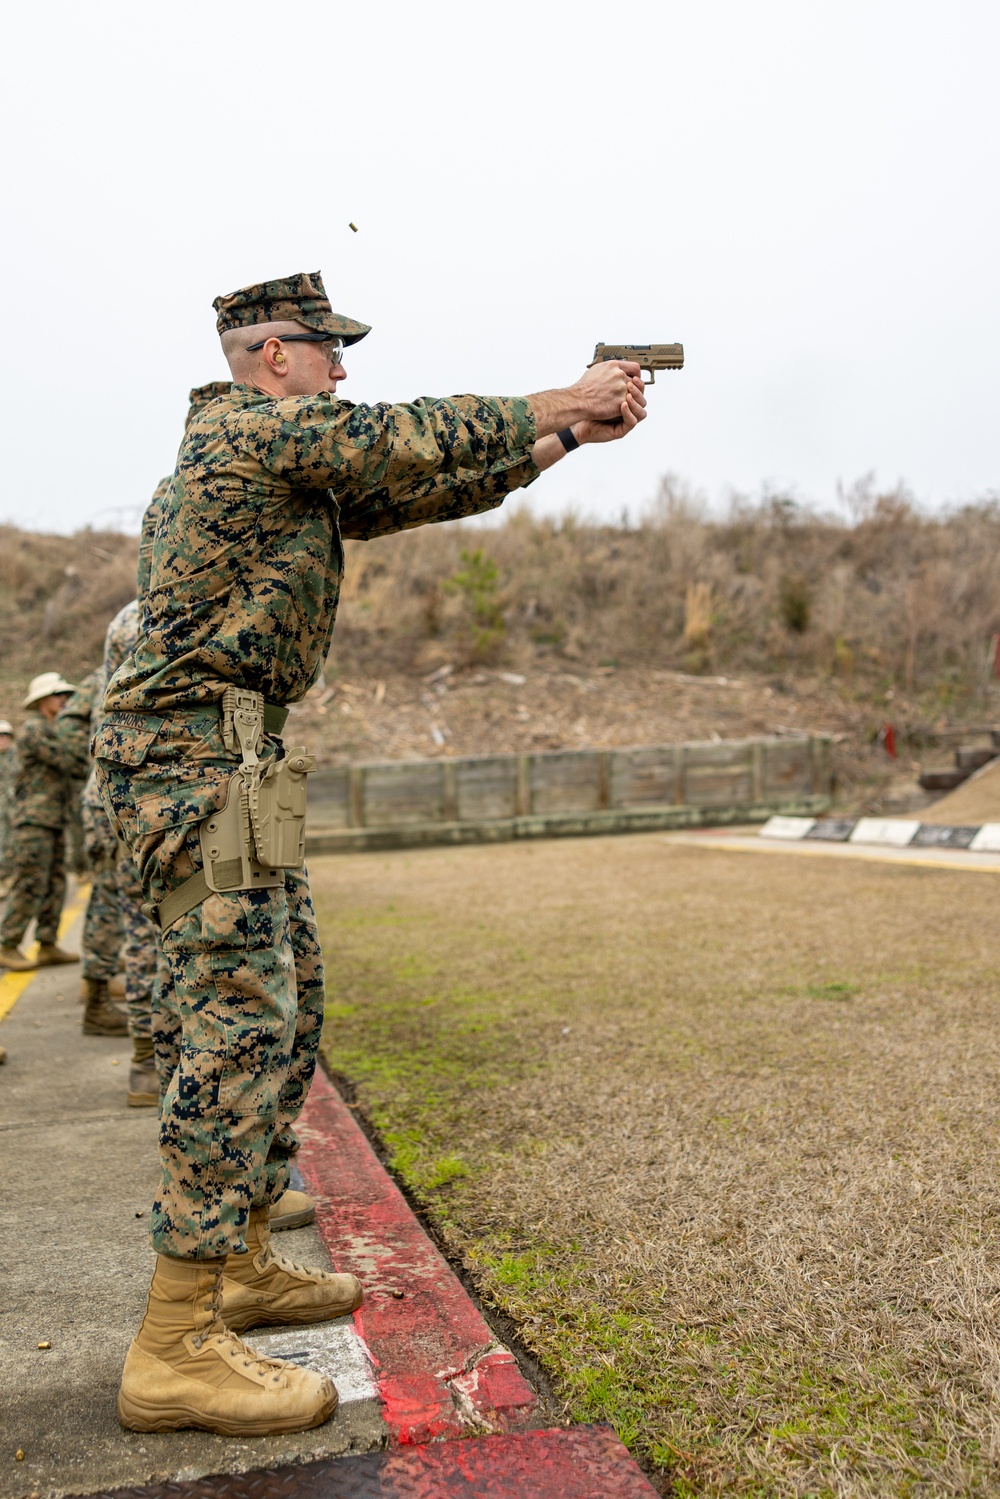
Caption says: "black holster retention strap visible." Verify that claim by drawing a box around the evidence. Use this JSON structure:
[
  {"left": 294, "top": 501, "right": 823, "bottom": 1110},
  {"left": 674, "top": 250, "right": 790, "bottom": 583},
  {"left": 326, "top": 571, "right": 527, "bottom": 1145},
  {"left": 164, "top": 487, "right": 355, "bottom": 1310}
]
[{"left": 152, "top": 688, "right": 315, "bottom": 932}]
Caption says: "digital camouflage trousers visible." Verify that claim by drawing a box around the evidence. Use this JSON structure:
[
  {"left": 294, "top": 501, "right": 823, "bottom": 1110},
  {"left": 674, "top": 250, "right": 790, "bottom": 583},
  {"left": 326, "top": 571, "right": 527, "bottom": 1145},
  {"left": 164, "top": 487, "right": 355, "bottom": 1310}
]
[
  {"left": 94, "top": 708, "right": 324, "bottom": 1260},
  {"left": 81, "top": 792, "right": 125, "bottom": 981},
  {"left": 80, "top": 792, "right": 160, "bottom": 1032},
  {"left": 81, "top": 866, "right": 124, "bottom": 981},
  {"left": 0, "top": 823, "right": 66, "bottom": 949},
  {"left": 117, "top": 846, "right": 159, "bottom": 1040}
]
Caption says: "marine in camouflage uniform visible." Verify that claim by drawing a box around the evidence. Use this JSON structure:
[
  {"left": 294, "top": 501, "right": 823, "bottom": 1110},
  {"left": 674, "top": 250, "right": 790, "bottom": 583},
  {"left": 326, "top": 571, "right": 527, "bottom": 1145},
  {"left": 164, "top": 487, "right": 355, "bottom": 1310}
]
[
  {"left": 95, "top": 271, "right": 645, "bottom": 1437},
  {"left": 0, "top": 718, "right": 15, "bottom": 893},
  {"left": 60, "top": 672, "right": 128, "bottom": 1035},
  {"left": 0, "top": 673, "right": 88, "bottom": 970}
]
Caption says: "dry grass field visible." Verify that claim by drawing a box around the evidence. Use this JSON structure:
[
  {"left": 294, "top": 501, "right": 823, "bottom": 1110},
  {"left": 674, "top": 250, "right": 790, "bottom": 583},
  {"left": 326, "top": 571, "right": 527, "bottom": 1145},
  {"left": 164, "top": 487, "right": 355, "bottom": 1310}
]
[{"left": 313, "top": 837, "right": 1000, "bottom": 1497}]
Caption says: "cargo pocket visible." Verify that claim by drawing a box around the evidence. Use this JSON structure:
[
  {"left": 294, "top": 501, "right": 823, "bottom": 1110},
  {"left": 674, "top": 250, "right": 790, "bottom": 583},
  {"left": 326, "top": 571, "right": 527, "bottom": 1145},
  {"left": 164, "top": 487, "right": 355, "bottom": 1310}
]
[
  {"left": 135, "top": 773, "right": 232, "bottom": 840},
  {"left": 216, "top": 971, "right": 296, "bottom": 1117}
]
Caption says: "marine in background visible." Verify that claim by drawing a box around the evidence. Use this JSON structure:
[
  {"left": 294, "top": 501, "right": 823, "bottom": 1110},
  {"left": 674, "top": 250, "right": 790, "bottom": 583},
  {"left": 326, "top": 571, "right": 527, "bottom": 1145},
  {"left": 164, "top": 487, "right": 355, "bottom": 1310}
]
[
  {"left": 0, "top": 674, "right": 88, "bottom": 971},
  {"left": 63, "top": 671, "right": 130, "bottom": 1039},
  {"left": 0, "top": 717, "right": 15, "bottom": 897}
]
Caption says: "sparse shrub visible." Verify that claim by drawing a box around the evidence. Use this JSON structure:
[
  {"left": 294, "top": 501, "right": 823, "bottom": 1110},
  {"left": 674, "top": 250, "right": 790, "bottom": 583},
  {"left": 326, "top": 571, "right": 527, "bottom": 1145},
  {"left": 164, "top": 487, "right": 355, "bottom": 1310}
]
[
  {"left": 779, "top": 574, "right": 811, "bottom": 634},
  {"left": 444, "top": 547, "right": 505, "bottom": 661},
  {"left": 683, "top": 581, "right": 713, "bottom": 649},
  {"left": 832, "top": 637, "right": 854, "bottom": 676}
]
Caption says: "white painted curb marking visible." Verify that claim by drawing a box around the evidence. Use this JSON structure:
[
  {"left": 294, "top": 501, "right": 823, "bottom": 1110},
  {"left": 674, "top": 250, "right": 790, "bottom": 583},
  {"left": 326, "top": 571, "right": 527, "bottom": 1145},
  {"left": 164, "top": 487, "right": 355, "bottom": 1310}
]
[
  {"left": 970, "top": 823, "right": 1000, "bottom": 852},
  {"left": 760, "top": 816, "right": 816, "bottom": 840},
  {"left": 849, "top": 818, "right": 921, "bottom": 847},
  {"left": 252, "top": 1321, "right": 378, "bottom": 1405}
]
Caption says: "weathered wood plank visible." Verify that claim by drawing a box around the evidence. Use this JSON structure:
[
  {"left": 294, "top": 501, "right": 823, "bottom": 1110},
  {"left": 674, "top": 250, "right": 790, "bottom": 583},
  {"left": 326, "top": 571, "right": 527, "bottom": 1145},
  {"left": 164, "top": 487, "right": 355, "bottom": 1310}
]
[
  {"left": 529, "top": 751, "right": 602, "bottom": 815},
  {"left": 306, "top": 768, "right": 350, "bottom": 828},
  {"left": 456, "top": 756, "right": 520, "bottom": 821},
  {"left": 362, "top": 762, "right": 445, "bottom": 827},
  {"left": 763, "top": 738, "right": 813, "bottom": 795},
  {"left": 609, "top": 747, "right": 679, "bottom": 809},
  {"left": 684, "top": 741, "right": 754, "bottom": 806}
]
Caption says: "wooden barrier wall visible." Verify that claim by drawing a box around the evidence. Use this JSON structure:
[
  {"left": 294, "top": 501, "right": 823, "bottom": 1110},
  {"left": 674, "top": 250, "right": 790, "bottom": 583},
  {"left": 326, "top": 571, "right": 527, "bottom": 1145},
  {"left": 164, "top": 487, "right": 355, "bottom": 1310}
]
[{"left": 304, "top": 735, "right": 832, "bottom": 854}]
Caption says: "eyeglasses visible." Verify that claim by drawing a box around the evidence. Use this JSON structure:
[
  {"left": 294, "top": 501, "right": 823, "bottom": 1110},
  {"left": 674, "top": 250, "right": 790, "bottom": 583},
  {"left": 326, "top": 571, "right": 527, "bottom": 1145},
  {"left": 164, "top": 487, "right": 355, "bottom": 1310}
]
[{"left": 245, "top": 332, "right": 345, "bottom": 364}]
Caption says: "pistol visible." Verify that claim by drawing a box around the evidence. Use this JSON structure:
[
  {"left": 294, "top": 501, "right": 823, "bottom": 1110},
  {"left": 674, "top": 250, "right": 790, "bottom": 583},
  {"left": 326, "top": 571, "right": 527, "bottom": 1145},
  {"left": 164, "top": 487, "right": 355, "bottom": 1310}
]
[{"left": 590, "top": 343, "right": 684, "bottom": 385}]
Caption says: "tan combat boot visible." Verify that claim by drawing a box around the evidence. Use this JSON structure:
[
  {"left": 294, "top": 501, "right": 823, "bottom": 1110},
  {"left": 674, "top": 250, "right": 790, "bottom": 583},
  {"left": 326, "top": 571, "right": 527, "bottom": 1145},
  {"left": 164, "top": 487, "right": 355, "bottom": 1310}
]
[
  {"left": 270, "top": 1188, "right": 316, "bottom": 1232},
  {"left": 221, "top": 1206, "right": 363, "bottom": 1334},
  {"left": 127, "top": 1057, "right": 158, "bottom": 1107},
  {"left": 0, "top": 946, "right": 38, "bottom": 972},
  {"left": 118, "top": 1253, "right": 337, "bottom": 1435},
  {"left": 36, "top": 943, "right": 79, "bottom": 966},
  {"left": 82, "top": 978, "right": 129, "bottom": 1036}
]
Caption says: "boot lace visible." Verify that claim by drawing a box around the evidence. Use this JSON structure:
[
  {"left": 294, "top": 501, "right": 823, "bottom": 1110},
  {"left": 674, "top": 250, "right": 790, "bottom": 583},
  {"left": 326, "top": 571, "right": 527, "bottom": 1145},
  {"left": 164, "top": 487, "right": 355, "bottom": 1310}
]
[
  {"left": 266, "top": 1245, "right": 333, "bottom": 1281},
  {"left": 197, "top": 1274, "right": 290, "bottom": 1384}
]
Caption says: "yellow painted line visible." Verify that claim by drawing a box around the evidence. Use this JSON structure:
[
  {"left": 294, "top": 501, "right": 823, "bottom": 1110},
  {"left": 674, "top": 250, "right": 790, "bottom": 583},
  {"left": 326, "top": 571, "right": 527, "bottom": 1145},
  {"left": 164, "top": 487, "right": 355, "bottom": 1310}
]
[
  {"left": 0, "top": 882, "right": 90, "bottom": 1022},
  {"left": 665, "top": 835, "right": 1000, "bottom": 874}
]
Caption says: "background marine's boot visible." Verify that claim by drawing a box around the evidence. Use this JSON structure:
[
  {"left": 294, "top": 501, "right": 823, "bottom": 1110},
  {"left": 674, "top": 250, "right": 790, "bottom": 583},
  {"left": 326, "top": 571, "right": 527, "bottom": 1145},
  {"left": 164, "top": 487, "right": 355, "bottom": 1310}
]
[
  {"left": 127, "top": 1057, "right": 158, "bottom": 1107},
  {"left": 222, "top": 1207, "right": 363, "bottom": 1333},
  {"left": 0, "top": 946, "right": 38, "bottom": 972},
  {"left": 82, "top": 978, "right": 128, "bottom": 1036},
  {"left": 36, "top": 943, "right": 79, "bottom": 966},
  {"left": 270, "top": 1188, "right": 316, "bottom": 1232},
  {"left": 117, "top": 1253, "right": 338, "bottom": 1435},
  {"left": 127, "top": 1035, "right": 158, "bottom": 1107}
]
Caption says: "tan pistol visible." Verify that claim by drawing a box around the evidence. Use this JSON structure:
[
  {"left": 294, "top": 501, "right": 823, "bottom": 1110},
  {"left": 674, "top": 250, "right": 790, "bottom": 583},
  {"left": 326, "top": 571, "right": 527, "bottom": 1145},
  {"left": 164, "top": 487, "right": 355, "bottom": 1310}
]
[{"left": 590, "top": 343, "right": 684, "bottom": 385}]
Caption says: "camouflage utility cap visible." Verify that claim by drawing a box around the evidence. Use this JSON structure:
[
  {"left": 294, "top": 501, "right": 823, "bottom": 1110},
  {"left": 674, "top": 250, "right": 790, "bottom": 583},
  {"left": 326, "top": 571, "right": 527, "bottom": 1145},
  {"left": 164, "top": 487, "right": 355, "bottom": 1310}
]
[{"left": 213, "top": 270, "right": 370, "bottom": 346}]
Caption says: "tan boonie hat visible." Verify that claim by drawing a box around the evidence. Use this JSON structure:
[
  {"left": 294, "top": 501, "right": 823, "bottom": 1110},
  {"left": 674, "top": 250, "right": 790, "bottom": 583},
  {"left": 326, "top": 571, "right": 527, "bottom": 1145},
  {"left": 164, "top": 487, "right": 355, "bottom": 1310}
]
[
  {"left": 0, "top": 719, "right": 13, "bottom": 735},
  {"left": 185, "top": 381, "right": 231, "bottom": 429},
  {"left": 23, "top": 672, "right": 77, "bottom": 709},
  {"left": 212, "top": 270, "right": 370, "bottom": 346}
]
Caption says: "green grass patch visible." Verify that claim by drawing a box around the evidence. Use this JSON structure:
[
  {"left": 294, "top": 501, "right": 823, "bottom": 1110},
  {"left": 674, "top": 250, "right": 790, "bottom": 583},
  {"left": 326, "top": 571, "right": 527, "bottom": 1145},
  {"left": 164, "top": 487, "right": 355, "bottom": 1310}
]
[{"left": 313, "top": 841, "right": 1000, "bottom": 1494}]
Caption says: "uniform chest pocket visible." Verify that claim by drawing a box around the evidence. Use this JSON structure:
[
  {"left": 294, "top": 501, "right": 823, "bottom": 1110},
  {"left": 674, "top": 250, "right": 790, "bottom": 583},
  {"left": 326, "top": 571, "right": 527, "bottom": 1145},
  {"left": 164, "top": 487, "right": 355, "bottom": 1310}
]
[{"left": 92, "top": 715, "right": 165, "bottom": 766}]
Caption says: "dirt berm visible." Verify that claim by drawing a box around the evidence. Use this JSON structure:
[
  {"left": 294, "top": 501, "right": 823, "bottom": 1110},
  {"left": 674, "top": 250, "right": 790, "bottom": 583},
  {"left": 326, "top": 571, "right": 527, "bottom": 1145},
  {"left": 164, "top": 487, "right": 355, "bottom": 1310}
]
[{"left": 919, "top": 756, "right": 1000, "bottom": 824}]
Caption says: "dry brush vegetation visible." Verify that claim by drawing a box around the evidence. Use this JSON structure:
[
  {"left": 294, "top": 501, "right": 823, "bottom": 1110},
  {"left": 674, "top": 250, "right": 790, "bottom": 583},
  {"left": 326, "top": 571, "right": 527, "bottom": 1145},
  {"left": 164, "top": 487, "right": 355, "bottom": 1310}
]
[
  {"left": 2, "top": 484, "right": 999, "bottom": 797},
  {"left": 332, "top": 479, "right": 1000, "bottom": 700},
  {"left": 4, "top": 482, "right": 1000, "bottom": 696}
]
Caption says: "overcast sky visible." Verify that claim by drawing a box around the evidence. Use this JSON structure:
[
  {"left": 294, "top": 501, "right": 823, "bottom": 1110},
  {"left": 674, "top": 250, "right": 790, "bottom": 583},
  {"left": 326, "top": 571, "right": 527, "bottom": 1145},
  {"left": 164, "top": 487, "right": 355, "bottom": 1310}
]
[{"left": 1, "top": 0, "right": 996, "bottom": 532}]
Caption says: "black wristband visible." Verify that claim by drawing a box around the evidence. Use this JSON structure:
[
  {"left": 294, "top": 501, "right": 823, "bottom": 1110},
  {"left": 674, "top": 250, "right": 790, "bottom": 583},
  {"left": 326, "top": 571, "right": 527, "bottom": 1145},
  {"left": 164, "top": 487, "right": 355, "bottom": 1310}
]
[{"left": 556, "top": 427, "right": 580, "bottom": 453}]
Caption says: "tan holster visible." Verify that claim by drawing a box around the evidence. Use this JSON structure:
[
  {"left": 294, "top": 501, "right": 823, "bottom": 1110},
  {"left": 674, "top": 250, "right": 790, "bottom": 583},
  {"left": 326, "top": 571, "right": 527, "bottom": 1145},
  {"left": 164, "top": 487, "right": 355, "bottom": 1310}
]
[{"left": 152, "top": 688, "right": 315, "bottom": 932}]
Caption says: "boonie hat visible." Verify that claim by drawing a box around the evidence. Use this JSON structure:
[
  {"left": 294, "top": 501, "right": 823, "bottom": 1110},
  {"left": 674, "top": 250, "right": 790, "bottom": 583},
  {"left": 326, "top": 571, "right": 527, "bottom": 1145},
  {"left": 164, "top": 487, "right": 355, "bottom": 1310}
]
[
  {"left": 0, "top": 719, "right": 12, "bottom": 734},
  {"left": 213, "top": 270, "right": 370, "bottom": 346},
  {"left": 23, "top": 672, "right": 77, "bottom": 709},
  {"left": 185, "top": 381, "right": 231, "bottom": 430}
]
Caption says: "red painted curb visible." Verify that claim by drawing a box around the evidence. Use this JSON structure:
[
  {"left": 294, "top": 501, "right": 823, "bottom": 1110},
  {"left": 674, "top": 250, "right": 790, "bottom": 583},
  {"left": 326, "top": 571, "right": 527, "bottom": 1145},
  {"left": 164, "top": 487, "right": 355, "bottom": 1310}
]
[
  {"left": 376, "top": 1425, "right": 662, "bottom": 1496},
  {"left": 296, "top": 1068, "right": 537, "bottom": 1442}
]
